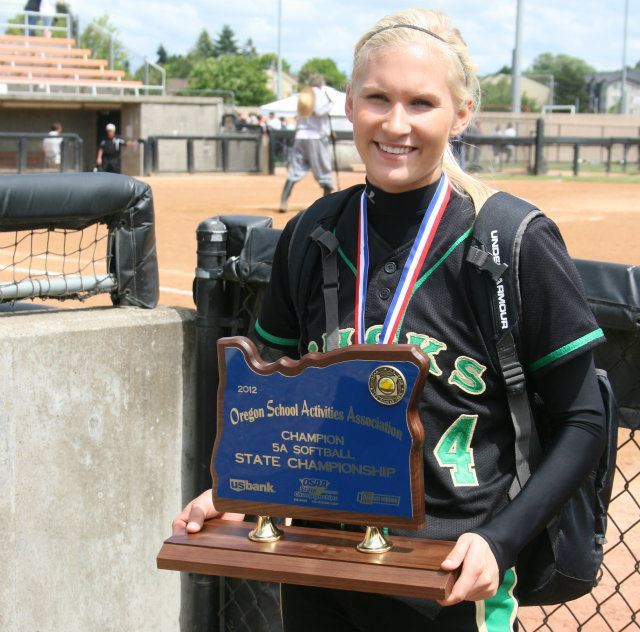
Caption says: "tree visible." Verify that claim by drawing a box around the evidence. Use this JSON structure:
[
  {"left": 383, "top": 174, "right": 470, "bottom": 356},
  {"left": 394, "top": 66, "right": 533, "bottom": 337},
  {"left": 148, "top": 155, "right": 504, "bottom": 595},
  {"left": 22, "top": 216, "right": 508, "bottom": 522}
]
[
  {"left": 213, "top": 25, "right": 239, "bottom": 57},
  {"left": 79, "top": 15, "right": 129, "bottom": 72},
  {"left": 156, "top": 44, "right": 168, "bottom": 65},
  {"left": 298, "top": 58, "right": 347, "bottom": 89},
  {"left": 187, "top": 55, "right": 275, "bottom": 105},
  {"left": 192, "top": 29, "right": 216, "bottom": 58},
  {"left": 480, "top": 77, "right": 540, "bottom": 112},
  {"left": 528, "top": 53, "right": 595, "bottom": 112},
  {"left": 242, "top": 38, "right": 257, "bottom": 58},
  {"left": 257, "top": 52, "right": 292, "bottom": 74}
]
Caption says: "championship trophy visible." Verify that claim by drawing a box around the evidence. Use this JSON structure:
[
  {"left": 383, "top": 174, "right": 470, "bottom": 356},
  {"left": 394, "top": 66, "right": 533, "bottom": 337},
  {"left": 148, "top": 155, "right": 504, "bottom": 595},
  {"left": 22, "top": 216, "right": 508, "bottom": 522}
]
[{"left": 157, "top": 337, "right": 458, "bottom": 599}]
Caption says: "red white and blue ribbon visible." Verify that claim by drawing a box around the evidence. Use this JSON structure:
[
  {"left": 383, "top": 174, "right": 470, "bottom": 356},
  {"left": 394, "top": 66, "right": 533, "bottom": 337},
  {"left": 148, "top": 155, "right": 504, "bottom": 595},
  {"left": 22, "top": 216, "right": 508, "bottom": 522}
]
[{"left": 354, "top": 173, "right": 452, "bottom": 344}]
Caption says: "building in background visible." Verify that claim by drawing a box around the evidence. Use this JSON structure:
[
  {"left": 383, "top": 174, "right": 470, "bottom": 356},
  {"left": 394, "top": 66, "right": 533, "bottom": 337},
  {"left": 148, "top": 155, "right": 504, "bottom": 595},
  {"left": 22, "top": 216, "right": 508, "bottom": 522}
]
[{"left": 587, "top": 70, "right": 640, "bottom": 115}]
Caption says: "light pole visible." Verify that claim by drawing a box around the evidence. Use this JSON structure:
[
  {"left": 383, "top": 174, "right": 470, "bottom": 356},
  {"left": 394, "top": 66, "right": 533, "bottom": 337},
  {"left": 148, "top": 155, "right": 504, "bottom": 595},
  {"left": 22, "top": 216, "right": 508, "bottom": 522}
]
[
  {"left": 277, "top": 0, "right": 283, "bottom": 99},
  {"left": 511, "top": 0, "right": 524, "bottom": 113},
  {"left": 620, "top": 0, "right": 629, "bottom": 114}
]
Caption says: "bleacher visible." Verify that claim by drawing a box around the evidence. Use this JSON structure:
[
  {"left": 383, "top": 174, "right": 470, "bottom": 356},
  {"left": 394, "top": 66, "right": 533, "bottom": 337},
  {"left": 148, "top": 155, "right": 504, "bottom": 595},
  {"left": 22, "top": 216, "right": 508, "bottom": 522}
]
[{"left": 0, "top": 34, "right": 144, "bottom": 95}]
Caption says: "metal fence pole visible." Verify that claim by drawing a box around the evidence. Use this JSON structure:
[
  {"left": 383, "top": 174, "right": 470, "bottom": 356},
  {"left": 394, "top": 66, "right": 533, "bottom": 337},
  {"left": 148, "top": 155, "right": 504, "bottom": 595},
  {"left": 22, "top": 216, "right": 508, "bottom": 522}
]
[
  {"left": 17, "top": 138, "right": 27, "bottom": 173},
  {"left": 573, "top": 144, "right": 580, "bottom": 176},
  {"left": 534, "top": 118, "right": 545, "bottom": 175},
  {"left": 189, "top": 217, "right": 229, "bottom": 632},
  {"left": 59, "top": 139, "right": 66, "bottom": 172}
]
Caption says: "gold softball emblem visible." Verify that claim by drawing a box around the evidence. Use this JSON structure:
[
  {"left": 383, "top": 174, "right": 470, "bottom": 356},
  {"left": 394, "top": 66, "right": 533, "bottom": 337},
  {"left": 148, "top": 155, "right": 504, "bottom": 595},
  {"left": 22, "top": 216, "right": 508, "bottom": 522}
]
[{"left": 368, "top": 366, "right": 407, "bottom": 405}]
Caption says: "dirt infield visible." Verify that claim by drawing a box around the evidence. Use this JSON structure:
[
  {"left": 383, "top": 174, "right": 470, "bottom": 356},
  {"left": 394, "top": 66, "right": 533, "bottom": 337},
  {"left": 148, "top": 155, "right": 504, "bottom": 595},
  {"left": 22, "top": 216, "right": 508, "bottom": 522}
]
[{"left": 145, "top": 170, "right": 639, "bottom": 309}]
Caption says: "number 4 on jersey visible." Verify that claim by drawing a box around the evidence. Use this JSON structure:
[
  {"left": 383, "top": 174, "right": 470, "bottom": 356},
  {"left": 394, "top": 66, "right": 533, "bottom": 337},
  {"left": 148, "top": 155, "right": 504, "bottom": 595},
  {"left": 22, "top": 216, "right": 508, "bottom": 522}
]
[{"left": 434, "top": 415, "right": 479, "bottom": 487}]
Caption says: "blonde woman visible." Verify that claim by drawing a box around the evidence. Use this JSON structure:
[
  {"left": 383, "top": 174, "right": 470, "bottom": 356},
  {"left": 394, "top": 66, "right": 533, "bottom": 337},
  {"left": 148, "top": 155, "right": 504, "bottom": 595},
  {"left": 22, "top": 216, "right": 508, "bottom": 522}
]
[{"left": 176, "top": 9, "right": 605, "bottom": 631}]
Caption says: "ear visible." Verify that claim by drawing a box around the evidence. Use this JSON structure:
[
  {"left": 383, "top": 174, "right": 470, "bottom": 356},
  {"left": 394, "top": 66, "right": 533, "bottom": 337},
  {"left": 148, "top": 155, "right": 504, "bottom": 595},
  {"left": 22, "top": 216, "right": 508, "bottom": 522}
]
[
  {"left": 450, "top": 98, "right": 473, "bottom": 137},
  {"left": 345, "top": 82, "right": 354, "bottom": 123}
]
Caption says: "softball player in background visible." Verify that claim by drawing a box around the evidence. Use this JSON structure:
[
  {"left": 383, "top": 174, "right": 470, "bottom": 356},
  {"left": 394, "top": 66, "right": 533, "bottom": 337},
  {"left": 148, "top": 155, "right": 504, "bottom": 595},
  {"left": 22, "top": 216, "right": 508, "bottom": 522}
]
[{"left": 279, "top": 74, "right": 335, "bottom": 212}]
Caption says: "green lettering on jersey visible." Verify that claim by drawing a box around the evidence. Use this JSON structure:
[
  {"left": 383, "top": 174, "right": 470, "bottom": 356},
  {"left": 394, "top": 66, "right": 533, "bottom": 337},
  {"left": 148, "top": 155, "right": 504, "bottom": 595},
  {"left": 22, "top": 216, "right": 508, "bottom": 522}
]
[
  {"left": 364, "top": 325, "right": 383, "bottom": 345},
  {"left": 307, "top": 340, "right": 319, "bottom": 353},
  {"left": 448, "top": 356, "right": 487, "bottom": 395},
  {"left": 405, "top": 332, "right": 447, "bottom": 377},
  {"left": 434, "top": 414, "right": 479, "bottom": 487}
]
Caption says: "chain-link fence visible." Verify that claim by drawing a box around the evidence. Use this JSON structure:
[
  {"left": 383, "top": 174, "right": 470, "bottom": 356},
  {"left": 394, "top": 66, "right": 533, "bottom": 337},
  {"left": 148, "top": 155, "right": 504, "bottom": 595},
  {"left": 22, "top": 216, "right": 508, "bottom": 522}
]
[{"left": 195, "top": 215, "right": 639, "bottom": 632}]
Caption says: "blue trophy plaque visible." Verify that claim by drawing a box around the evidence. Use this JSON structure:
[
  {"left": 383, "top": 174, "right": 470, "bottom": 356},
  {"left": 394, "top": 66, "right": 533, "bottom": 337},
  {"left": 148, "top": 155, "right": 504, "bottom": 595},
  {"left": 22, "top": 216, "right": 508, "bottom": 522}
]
[{"left": 211, "top": 337, "right": 429, "bottom": 530}]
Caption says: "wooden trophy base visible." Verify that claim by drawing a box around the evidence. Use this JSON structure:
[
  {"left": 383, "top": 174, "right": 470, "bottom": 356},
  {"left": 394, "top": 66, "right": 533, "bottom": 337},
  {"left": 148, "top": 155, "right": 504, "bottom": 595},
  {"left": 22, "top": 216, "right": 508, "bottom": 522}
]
[{"left": 157, "top": 519, "right": 458, "bottom": 600}]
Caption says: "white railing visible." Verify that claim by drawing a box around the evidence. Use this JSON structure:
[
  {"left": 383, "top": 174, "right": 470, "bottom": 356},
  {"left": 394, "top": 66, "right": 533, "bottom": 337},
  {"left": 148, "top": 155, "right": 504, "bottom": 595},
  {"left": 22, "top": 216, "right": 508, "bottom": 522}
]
[{"left": 0, "top": 9, "right": 72, "bottom": 39}]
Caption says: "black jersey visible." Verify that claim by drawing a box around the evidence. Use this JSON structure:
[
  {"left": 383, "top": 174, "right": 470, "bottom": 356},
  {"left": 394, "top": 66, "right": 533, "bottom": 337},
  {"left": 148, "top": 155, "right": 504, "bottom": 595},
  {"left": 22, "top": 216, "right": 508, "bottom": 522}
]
[
  {"left": 255, "top": 184, "right": 604, "bottom": 545},
  {"left": 99, "top": 136, "right": 126, "bottom": 162}
]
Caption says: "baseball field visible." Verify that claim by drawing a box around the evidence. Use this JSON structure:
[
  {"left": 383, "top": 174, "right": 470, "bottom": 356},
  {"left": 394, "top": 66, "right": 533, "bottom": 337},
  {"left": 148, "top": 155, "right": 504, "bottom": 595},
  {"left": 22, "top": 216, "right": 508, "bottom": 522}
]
[{"left": 147, "top": 170, "right": 640, "bottom": 310}]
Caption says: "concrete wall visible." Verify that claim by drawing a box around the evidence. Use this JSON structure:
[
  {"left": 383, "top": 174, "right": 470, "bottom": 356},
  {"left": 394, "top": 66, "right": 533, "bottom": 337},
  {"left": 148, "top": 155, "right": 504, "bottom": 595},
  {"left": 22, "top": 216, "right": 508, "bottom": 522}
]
[
  {"left": 0, "top": 306, "right": 196, "bottom": 632},
  {"left": 0, "top": 108, "right": 96, "bottom": 171},
  {"left": 0, "top": 94, "right": 224, "bottom": 175},
  {"left": 137, "top": 99, "right": 224, "bottom": 174}
]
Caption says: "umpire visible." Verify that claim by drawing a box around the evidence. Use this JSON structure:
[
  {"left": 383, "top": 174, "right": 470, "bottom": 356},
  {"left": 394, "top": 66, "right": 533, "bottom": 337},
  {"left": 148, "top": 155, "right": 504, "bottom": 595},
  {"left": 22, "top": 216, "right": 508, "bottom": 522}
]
[{"left": 96, "top": 123, "right": 129, "bottom": 173}]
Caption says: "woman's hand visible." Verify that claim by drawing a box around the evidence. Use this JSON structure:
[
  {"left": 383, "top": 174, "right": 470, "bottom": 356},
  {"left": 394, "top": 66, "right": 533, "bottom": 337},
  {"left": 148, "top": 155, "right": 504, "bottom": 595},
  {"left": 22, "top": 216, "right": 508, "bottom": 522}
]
[
  {"left": 437, "top": 533, "right": 500, "bottom": 606},
  {"left": 171, "top": 489, "right": 244, "bottom": 535}
]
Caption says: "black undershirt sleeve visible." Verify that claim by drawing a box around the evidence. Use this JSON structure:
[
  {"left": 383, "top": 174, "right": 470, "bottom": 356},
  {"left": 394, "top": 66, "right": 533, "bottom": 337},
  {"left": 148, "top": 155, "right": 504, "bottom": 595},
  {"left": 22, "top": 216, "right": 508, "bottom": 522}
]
[{"left": 470, "top": 351, "right": 605, "bottom": 580}]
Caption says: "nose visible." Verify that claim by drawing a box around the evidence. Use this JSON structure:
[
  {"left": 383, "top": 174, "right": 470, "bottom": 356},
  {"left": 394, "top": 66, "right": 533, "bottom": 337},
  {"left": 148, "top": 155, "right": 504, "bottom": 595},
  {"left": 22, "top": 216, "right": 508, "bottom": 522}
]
[{"left": 382, "top": 102, "right": 411, "bottom": 137}]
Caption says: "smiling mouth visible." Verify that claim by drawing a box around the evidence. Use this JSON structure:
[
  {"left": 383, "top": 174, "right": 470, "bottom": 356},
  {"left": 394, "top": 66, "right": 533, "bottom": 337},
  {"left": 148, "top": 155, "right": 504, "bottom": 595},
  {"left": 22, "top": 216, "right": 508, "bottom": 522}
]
[{"left": 376, "top": 142, "right": 415, "bottom": 155}]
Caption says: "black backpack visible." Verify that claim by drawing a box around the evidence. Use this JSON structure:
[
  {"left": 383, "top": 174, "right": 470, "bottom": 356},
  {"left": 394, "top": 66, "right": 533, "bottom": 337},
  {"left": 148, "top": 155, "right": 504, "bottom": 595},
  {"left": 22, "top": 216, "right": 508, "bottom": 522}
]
[{"left": 287, "top": 186, "right": 618, "bottom": 606}]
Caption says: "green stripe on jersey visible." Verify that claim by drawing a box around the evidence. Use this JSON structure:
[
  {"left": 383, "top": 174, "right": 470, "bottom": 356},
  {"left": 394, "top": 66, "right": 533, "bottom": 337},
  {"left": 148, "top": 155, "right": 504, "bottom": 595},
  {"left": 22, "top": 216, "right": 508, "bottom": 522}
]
[
  {"left": 528, "top": 328, "right": 605, "bottom": 372},
  {"left": 333, "top": 227, "right": 472, "bottom": 286},
  {"left": 254, "top": 320, "right": 298, "bottom": 346},
  {"left": 412, "top": 227, "right": 473, "bottom": 294},
  {"left": 338, "top": 244, "right": 357, "bottom": 276},
  {"left": 475, "top": 567, "right": 518, "bottom": 632}
]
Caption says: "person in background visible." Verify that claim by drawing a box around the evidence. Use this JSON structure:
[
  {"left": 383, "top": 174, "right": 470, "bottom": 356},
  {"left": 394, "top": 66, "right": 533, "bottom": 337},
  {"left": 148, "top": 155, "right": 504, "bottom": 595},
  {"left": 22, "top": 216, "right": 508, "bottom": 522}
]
[
  {"left": 96, "top": 123, "right": 132, "bottom": 174},
  {"left": 42, "top": 122, "right": 63, "bottom": 169},
  {"left": 267, "top": 112, "right": 282, "bottom": 131},
  {"left": 39, "top": 0, "right": 56, "bottom": 38},
  {"left": 503, "top": 122, "right": 516, "bottom": 164},
  {"left": 24, "top": 0, "right": 41, "bottom": 37},
  {"left": 278, "top": 73, "right": 335, "bottom": 212}
]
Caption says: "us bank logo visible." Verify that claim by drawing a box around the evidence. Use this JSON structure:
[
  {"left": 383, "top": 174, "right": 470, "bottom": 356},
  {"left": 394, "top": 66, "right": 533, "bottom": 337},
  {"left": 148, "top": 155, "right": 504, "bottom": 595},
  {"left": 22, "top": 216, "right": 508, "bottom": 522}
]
[{"left": 229, "top": 478, "right": 275, "bottom": 493}]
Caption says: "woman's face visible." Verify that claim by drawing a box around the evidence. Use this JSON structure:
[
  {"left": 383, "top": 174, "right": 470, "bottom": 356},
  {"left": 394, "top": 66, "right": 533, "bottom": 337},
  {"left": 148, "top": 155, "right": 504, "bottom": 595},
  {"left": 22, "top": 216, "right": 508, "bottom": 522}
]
[{"left": 346, "top": 43, "right": 471, "bottom": 193}]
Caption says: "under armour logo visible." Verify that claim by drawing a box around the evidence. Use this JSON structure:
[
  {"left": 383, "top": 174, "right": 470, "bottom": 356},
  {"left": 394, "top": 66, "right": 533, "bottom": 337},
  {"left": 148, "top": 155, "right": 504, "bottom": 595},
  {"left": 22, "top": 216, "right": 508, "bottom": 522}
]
[{"left": 366, "top": 188, "right": 375, "bottom": 203}]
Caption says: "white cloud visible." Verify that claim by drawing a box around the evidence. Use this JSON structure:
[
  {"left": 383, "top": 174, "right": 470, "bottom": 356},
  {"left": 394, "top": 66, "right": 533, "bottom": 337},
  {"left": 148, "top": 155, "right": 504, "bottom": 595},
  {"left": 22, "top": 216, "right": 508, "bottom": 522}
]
[{"left": 68, "top": 0, "right": 639, "bottom": 75}]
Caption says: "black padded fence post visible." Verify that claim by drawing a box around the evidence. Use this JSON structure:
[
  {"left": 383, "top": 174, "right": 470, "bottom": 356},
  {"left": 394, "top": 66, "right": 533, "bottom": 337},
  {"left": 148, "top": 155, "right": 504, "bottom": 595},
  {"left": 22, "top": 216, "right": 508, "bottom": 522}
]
[
  {"left": 187, "top": 139, "right": 195, "bottom": 174},
  {"left": 186, "top": 217, "right": 229, "bottom": 632},
  {"left": 573, "top": 144, "right": 580, "bottom": 176}
]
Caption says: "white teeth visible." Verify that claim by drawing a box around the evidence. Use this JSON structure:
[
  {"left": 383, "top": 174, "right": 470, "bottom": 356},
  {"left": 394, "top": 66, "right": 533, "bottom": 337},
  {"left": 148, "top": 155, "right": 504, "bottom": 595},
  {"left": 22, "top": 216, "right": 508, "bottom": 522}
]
[{"left": 378, "top": 142, "right": 412, "bottom": 155}]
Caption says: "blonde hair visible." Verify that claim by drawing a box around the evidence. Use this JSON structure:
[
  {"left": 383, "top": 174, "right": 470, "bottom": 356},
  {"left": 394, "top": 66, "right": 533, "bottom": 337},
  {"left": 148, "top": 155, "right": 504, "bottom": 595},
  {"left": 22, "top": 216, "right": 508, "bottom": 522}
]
[
  {"left": 297, "top": 86, "right": 315, "bottom": 118},
  {"left": 352, "top": 8, "right": 494, "bottom": 210}
]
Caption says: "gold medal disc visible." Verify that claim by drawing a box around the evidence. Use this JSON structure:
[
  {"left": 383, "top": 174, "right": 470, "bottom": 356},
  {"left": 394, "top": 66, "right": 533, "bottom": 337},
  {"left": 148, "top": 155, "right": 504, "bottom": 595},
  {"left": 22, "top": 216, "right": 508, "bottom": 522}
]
[{"left": 368, "top": 366, "right": 407, "bottom": 405}]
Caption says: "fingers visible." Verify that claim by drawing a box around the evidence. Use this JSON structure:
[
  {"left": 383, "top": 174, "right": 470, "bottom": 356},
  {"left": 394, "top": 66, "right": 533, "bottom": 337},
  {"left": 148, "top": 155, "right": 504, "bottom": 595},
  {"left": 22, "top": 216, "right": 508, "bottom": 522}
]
[
  {"left": 441, "top": 536, "right": 471, "bottom": 572},
  {"left": 171, "top": 489, "right": 221, "bottom": 535},
  {"left": 438, "top": 533, "right": 500, "bottom": 606}
]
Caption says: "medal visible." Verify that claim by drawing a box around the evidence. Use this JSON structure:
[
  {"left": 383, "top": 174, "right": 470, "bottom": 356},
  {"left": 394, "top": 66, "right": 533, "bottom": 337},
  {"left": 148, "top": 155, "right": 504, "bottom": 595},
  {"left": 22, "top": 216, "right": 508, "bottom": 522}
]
[{"left": 355, "top": 173, "right": 452, "bottom": 344}]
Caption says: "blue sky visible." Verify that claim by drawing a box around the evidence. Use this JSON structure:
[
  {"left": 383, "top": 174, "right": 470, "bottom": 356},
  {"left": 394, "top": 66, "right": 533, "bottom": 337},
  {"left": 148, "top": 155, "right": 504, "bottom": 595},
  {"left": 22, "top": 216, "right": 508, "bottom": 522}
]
[{"left": 66, "top": 0, "right": 639, "bottom": 76}]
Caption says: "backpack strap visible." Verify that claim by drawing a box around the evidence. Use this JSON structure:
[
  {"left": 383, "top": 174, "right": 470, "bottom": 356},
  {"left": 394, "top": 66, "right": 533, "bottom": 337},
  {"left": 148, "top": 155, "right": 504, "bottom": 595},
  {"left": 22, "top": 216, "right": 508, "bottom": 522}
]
[
  {"left": 466, "top": 191, "right": 544, "bottom": 498},
  {"left": 310, "top": 226, "right": 340, "bottom": 351},
  {"left": 287, "top": 185, "right": 363, "bottom": 351}
]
